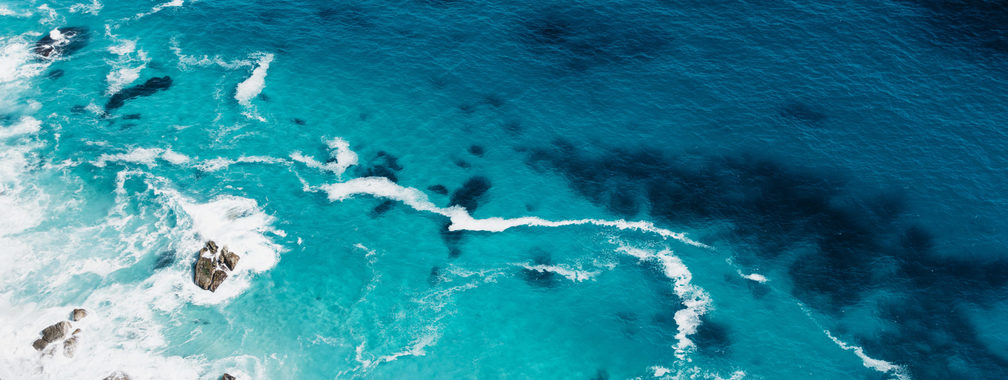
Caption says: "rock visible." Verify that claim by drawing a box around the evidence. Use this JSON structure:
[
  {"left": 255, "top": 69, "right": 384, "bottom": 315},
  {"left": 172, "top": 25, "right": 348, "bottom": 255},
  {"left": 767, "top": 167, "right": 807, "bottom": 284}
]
[
  {"left": 104, "top": 76, "right": 173, "bottom": 111},
  {"left": 41, "top": 321, "right": 71, "bottom": 343},
  {"left": 32, "top": 321, "right": 71, "bottom": 351},
  {"left": 195, "top": 256, "right": 215, "bottom": 290},
  {"left": 206, "top": 240, "right": 219, "bottom": 254},
  {"left": 222, "top": 250, "right": 240, "bottom": 271},
  {"left": 63, "top": 335, "right": 78, "bottom": 358},
  {"left": 71, "top": 308, "right": 88, "bottom": 321},
  {"left": 73, "top": 328, "right": 81, "bottom": 335},
  {"left": 34, "top": 27, "right": 90, "bottom": 59},
  {"left": 221, "top": 374, "right": 237, "bottom": 380},
  {"left": 209, "top": 270, "right": 227, "bottom": 292},
  {"left": 103, "top": 371, "right": 131, "bottom": 380}
]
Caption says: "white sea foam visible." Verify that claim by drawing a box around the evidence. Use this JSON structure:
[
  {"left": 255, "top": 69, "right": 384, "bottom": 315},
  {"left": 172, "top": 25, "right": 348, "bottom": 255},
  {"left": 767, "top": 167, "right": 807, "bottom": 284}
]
[
  {"left": 0, "top": 115, "right": 41, "bottom": 139},
  {"left": 741, "top": 272, "right": 767, "bottom": 283},
  {"left": 69, "top": 0, "right": 102, "bottom": 15},
  {"left": 518, "top": 263, "right": 600, "bottom": 282},
  {"left": 92, "top": 147, "right": 190, "bottom": 168},
  {"left": 825, "top": 331, "right": 909, "bottom": 380},
  {"left": 235, "top": 53, "right": 274, "bottom": 121},
  {"left": 616, "top": 245, "right": 711, "bottom": 360},
  {"left": 315, "top": 176, "right": 706, "bottom": 247},
  {"left": 169, "top": 39, "right": 255, "bottom": 71},
  {"left": 133, "top": 0, "right": 183, "bottom": 20},
  {"left": 290, "top": 137, "right": 358, "bottom": 176},
  {"left": 194, "top": 155, "right": 288, "bottom": 172}
]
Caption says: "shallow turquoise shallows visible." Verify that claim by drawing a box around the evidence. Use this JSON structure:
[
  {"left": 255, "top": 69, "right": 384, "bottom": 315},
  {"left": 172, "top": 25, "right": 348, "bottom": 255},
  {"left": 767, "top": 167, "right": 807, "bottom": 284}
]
[{"left": 1, "top": 0, "right": 1007, "bottom": 379}]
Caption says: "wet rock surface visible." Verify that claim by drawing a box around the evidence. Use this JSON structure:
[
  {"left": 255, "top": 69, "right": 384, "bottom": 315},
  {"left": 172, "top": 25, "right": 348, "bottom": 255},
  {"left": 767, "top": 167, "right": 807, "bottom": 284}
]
[{"left": 194, "top": 240, "right": 241, "bottom": 292}]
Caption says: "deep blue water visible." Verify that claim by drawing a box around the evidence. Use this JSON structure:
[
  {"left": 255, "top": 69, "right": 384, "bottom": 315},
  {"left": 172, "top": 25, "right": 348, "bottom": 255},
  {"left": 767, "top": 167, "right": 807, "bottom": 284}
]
[{"left": 1, "top": 0, "right": 1007, "bottom": 379}]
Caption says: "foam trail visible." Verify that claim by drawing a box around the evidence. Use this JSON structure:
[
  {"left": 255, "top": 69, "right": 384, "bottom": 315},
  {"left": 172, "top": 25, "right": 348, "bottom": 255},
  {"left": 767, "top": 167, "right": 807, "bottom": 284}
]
[
  {"left": 235, "top": 53, "right": 274, "bottom": 121},
  {"left": 825, "top": 331, "right": 909, "bottom": 380},
  {"left": 290, "top": 137, "right": 358, "bottom": 176},
  {"left": 0, "top": 116, "right": 41, "bottom": 139},
  {"left": 169, "top": 38, "right": 255, "bottom": 70},
  {"left": 740, "top": 272, "right": 767, "bottom": 283},
  {"left": 91, "top": 147, "right": 190, "bottom": 168},
  {"left": 69, "top": 0, "right": 102, "bottom": 15},
  {"left": 104, "top": 40, "right": 149, "bottom": 96},
  {"left": 518, "top": 263, "right": 599, "bottom": 282},
  {"left": 133, "top": 0, "right": 183, "bottom": 20},
  {"left": 195, "top": 155, "right": 289, "bottom": 172},
  {"left": 616, "top": 245, "right": 711, "bottom": 359},
  {"left": 315, "top": 176, "right": 706, "bottom": 247}
]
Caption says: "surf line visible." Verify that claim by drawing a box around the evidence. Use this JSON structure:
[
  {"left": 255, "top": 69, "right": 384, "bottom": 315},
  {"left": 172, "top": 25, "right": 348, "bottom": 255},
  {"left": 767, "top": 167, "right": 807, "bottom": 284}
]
[{"left": 312, "top": 176, "right": 709, "bottom": 249}]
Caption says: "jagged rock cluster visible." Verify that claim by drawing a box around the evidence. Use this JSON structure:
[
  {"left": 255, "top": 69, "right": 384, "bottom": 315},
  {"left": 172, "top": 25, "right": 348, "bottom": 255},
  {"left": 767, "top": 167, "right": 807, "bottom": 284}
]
[
  {"left": 194, "top": 240, "right": 240, "bottom": 292},
  {"left": 32, "top": 308, "right": 87, "bottom": 358}
]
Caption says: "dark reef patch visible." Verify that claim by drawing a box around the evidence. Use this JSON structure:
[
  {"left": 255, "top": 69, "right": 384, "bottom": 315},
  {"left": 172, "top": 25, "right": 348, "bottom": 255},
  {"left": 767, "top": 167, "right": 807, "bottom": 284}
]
[
  {"left": 521, "top": 250, "right": 557, "bottom": 288},
  {"left": 70, "top": 105, "right": 86, "bottom": 114},
  {"left": 449, "top": 176, "right": 492, "bottom": 212},
  {"left": 428, "top": 266, "right": 443, "bottom": 286},
  {"left": 293, "top": 118, "right": 306, "bottom": 125},
  {"left": 527, "top": 139, "right": 1008, "bottom": 377},
  {"left": 154, "top": 250, "right": 176, "bottom": 270},
  {"left": 357, "top": 151, "right": 403, "bottom": 183},
  {"left": 427, "top": 184, "right": 449, "bottom": 195},
  {"left": 693, "top": 319, "right": 731, "bottom": 357},
  {"left": 47, "top": 69, "right": 64, "bottom": 80},
  {"left": 454, "top": 159, "right": 471, "bottom": 169},
  {"left": 906, "top": 0, "right": 1008, "bottom": 54},
  {"left": 122, "top": 113, "right": 141, "bottom": 120},
  {"left": 369, "top": 200, "right": 396, "bottom": 217},
  {"left": 105, "top": 76, "right": 173, "bottom": 111},
  {"left": 468, "top": 145, "right": 485, "bottom": 157},
  {"left": 779, "top": 101, "right": 826, "bottom": 123},
  {"left": 519, "top": 6, "right": 671, "bottom": 70},
  {"left": 34, "top": 27, "right": 90, "bottom": 59}
]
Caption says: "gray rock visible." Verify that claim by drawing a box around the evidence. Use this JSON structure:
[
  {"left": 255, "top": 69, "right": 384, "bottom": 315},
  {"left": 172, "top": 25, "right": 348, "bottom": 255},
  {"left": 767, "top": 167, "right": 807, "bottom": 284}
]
[
  {"left": 209, "top": 269, "right": 227, "bottom": 292},
  {"left": 222, "top": 250, "right": 240, "bottom": 271},
  {"left": 32, "top": 321, "right": 71, "bottom": 351},
  {"left": 205, "top": 240, "right": 218, "bottom": 254},
  {"left": 221, "top": 374, "right": 236, "bottom": 380},
  {"left": 41, "top": 321, "right": 71, "bottom": 343},
  {"left": 195, "top": 256, "right": 215, "bottom": 290},
  {"left": 71, "top": 308, "right": 87, "bottom": 321},
  {"left": 63, "top": 335, "right": 78, "bottom": 358}
]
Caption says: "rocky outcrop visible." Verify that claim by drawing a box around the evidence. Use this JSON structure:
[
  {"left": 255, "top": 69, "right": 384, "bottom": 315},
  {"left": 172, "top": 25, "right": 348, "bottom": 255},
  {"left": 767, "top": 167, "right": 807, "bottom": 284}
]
[
  {"left": 105, "top": 76, "right": 173, "bottom": 111},
  {"left": 34, "top": 27, "right": 90, "bottom": 59},
  {"left": 221, "top": 374, "right": 237, "bottom": 380},
  {"left": 32, "top": 321, "right": 70, "bottom": 350},
  {"left": 31, "top": 308, "right": 87, "bottom": 355},
  {"left": 194, "top": 240, "right": 241, "bottom": 292},
  {"left": 71, "top": 308, "right": 88, "bottom": 321}
]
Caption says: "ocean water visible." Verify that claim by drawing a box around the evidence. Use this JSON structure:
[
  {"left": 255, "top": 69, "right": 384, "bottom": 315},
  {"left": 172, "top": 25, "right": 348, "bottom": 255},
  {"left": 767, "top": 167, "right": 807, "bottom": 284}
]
[{"left": 1, "top": 0, "right": 1007, "bottom": 379}]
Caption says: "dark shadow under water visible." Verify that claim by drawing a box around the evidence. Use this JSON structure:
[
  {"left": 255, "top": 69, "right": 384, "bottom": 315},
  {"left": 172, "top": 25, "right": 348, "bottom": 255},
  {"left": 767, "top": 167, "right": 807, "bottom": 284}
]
[{"left": 527, "top": 139, "right": 1008, "bottom": 378}]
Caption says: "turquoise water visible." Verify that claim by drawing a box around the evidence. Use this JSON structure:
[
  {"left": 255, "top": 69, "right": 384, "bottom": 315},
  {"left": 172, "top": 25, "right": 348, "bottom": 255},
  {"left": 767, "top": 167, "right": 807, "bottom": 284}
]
[{"left": 1, "top": 0, "right": 1007, "bottom": 379}]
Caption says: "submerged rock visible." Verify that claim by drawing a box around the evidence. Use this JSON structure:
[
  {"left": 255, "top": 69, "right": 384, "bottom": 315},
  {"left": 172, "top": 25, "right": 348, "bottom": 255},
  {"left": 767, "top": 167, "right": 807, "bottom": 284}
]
[
  {"left": 105, "top": 76, "right": 173, "bottom": 111},
  {"left": 34, "top": 27, "right": 90, "bottom": 59},
  {"left": 194, "top": 241, "right": 240, "bottom": 292},
  {"left": 71, "top": 308, "right": 87, "bottom": 321}
]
